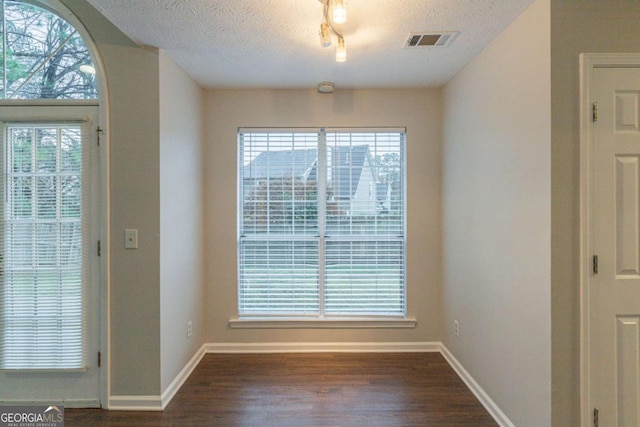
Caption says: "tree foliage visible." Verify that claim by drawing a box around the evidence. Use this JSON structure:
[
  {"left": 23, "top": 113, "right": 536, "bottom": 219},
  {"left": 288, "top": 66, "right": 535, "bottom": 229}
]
[
  {"left": 1, "top": 1, "right": 97, "bottom": 99},
  {"left": 243, "top": 177, "right": 340, "bottom": 232},
  {"left": 374, "top": 152, "right": 400, "bottom": 186}
]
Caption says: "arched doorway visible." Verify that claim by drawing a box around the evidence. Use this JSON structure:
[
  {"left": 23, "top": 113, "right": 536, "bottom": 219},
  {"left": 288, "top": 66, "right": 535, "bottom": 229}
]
[{"left": 0, "top": 0, "right": 105, "bottom": 407}]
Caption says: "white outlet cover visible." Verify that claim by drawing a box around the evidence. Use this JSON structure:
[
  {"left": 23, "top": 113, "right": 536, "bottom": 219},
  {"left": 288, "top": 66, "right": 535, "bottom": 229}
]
[{"left": 124, "top": 229, "right": 138, "bottom": 249}]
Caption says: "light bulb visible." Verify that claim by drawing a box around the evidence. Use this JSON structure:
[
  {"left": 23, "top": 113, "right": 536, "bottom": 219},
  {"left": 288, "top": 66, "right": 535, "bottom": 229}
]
[
  {"left": 336, "top": 37, "right": 346, "bottom": 62},
  {"left": 320, "top": 23, "right": 331, "bottom": 48},
  {"left": 332, "top": 0, "right": 346, "bottom": 24}
]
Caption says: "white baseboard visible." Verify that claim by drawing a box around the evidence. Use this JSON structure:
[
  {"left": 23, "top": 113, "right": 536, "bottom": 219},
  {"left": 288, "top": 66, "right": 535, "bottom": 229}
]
[
  {"left": 160, "top": 344, "right": 206, "bottom": 409},
  {"left": 440, "top": 344, "right": 515, "bottom": 427},
  {"left": 107, "top": 395, "right": 163, "bottom": 411},
  {"left": 204, "top": 341, "right": 440, "bottom": 353},
  {"left": 108, "top": 344, "right": 206, "bottom": 411}
]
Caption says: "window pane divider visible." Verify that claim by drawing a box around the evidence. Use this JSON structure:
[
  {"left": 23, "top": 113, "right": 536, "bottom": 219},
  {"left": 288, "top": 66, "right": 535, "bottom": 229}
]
[
  {"left": 317, "top": 129, "right": 327, "bottom": 317},
  {"left": 324, "top": 235, "right": 404, "bottom": 241},
  {"left": 241, "top": 235, "right": 318, "bottom": 241}
]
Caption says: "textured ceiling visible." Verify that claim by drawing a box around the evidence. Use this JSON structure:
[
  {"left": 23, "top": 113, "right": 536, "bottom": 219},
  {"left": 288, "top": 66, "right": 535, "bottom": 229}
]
[{"left": 85, "top": 0, "right": 535, "bottom": 89}]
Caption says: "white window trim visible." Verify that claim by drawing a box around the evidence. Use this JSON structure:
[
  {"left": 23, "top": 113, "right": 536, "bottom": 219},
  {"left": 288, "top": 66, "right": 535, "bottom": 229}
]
[
  {"left": 0, "top": 109, "right": 100, "bottom": 371},
  {"left": 237, "top": 127, "right": 408, "bottom": 324},
  {"left": 228, "top": 317, "right": 417, "bottom": 329}
]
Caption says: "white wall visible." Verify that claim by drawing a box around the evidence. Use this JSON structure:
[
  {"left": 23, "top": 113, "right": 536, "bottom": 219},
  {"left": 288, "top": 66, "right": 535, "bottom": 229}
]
[
  {"left": 159, "top": 51, "right": 205, "bottom": 392},
  {"left": 203, "top": 89, "right": 443, "bottom": 344},
  {"left": 442, "top": 0, "right": 551, "bottom": 426}
]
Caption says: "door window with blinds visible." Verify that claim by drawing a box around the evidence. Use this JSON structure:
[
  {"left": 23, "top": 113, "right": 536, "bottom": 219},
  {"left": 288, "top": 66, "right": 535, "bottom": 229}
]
[
  {"left": 0, "top": 0, "right": 101, "bottom": 405},
  {"left": 239, "top": 128, "right": 406, "bottom": 317},
  {"left": 0, "top": 122, "right": 92, "bottom": 369}
]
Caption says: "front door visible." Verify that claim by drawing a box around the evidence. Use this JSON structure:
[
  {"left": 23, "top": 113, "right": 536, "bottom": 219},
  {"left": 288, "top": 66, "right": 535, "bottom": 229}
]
[
  {"left": 0, "top": 105, "right": 101, "bottom": 407},
  {"left": 590, "top": 66, "right": 640, "bottom": 426}
]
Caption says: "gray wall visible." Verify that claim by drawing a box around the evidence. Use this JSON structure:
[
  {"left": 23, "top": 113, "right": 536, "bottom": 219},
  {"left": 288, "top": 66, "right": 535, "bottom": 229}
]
[
  {"left": 443, "top": 0, "right": 551, "bottom": 425},
  {"left": 62, "top": 0, "right": 162, "bottom": 396},
  {"left": 64, "top": 2, "right": 207, "bottom": 399},
  {"left": 159, "top": 51, "right": 205, "bottom": 392},
  {"left": 203, "top": 89, "right": 443, "bottom": 344},
  {"left": 550, "top": 1, "right": 640, "bottom": 425}
]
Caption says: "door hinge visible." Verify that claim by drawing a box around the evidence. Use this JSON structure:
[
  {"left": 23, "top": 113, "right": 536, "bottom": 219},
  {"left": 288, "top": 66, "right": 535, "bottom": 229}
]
[
  {"left": 97, "top": 240, "right": 101, "bottom": 257},
  {"left": 593, "top": 255, "right": 598, "bottom": 275},
  {"left": 96, "top": 127, "right": 103, "bottom": 146},
  {"left": 593, "top": 407, "right": 599, "bottom": 427},
  {"left": 593, "top": 101, "right": 599, "bottom": 122},
  {"left": 98, "top": 351, "right": 101, "bottom": 368}
]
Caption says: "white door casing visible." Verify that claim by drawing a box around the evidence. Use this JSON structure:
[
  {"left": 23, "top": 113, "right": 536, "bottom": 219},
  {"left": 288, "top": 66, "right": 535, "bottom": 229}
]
[
  {"left": 0, "top": 105, "right": 102, "bottom": 407},
  {"left": 581, "top": 54, "right": 640, "bottom": 427}
]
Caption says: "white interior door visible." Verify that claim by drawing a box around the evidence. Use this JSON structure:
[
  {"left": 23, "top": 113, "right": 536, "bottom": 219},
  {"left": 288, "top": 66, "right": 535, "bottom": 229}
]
[
  {"left": 590, "top": 66, "right": 640, "bottom": 427},
  {"left": 0, "top": 105, "right": 101, "bottom": 407}
]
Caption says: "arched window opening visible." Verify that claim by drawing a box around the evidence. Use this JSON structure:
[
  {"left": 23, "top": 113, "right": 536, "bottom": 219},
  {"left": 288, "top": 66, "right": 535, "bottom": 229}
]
[{"left": 0, "top": 0, "right": 97, "bottom": 99}]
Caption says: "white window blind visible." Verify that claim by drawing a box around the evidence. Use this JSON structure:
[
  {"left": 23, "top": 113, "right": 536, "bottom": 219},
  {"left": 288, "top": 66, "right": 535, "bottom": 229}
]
[
  {"left": 0, "top": 122, "right": 89, "bottom": 369},
  {"left": 239, "top": 129, "right": 405, "bottom": 317}
]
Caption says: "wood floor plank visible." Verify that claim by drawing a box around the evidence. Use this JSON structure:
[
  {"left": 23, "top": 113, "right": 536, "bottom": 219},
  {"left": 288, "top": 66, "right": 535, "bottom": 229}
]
[{"left": 66, "top": 352, "right": 498, "bottom": 426}]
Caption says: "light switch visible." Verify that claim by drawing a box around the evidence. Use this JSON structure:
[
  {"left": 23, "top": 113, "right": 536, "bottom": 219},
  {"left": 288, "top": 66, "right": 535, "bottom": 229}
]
[{"left": 124, "top": 229, "right": 138, "bottom": 249}]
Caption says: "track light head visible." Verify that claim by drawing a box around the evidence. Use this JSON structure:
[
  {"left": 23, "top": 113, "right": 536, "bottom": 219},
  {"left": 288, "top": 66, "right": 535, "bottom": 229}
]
[
  {"left": 336, "top": 37, "right": 346, "bottom": 62},
  {"left": 320, "top": 23, "right": 331, "bottom": 48},
  {"left": 332, "top": 0, "right": 347, "bottom": 24}
]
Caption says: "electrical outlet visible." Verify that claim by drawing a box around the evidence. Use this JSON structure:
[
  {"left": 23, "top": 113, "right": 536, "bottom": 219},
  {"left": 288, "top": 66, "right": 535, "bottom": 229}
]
[
  {"left": 124, "top": 229, "right": 138, "bottom": 249},
  {"left": 187, "top": 321, "right": 193, "bottom": 339},
  {"left": 453, "top": 319, "right": 459, "bottom": 336}
]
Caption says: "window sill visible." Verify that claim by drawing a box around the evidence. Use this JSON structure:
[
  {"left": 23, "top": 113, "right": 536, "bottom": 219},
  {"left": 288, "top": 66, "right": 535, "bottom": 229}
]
[{"left": 228, "top": 317, "right": 417, "bottom": 329}]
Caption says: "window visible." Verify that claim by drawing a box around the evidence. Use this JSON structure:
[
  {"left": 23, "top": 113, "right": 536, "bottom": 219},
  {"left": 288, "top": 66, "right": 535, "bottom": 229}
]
[
  {"left": 0, "top": 1, "right": 99, "bottom": 371},
  {"left": 238, "top": 128, "right": 405, "bottom": 317},
  {"left": 0, "top": 0, "right": 97, "bottom": 99},
  {"left": 0, "top": 121, "right": 91, "bottom": 369}
]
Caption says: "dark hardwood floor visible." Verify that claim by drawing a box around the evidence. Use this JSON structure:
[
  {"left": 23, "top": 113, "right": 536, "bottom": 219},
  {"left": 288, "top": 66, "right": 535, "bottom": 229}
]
[{"left": 66, "top": 352, "right": 498, "bottom": 426}]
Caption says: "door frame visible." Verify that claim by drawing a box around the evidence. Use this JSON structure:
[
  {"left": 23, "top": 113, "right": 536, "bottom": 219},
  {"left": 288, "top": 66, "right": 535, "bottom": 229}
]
[
  {"left": 58, "top": 0, "right": 111, "bottom": 408},
  {"left": 0, "top": 0, "right": 110, "bottom": 407},
  {"left": 579, "top": 52, "right": 640, "bottom": 427}
]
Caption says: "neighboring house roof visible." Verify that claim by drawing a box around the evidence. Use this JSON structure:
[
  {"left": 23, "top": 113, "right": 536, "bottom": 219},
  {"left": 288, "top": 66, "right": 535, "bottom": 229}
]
[
  {"left": 244, "top": 145, "right": 376, "bottom": 200},
  {"left": 376, "top": 183, "right": 390, "bottom": 202},
  {"left": 244, "top": 148, "right": 317, "bottom": 180},
  {"left": 331, "top": 145, "right": 370, "bottom": 199}
]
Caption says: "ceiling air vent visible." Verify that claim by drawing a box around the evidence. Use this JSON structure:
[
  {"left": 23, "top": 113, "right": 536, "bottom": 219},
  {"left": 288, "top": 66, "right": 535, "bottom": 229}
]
[{"left": 404, "top": 31, "right": 459, "bottom": 48}]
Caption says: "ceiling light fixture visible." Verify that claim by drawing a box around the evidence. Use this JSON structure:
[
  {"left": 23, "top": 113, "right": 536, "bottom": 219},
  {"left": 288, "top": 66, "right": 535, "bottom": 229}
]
[{"left": 318, "top": 0, "right": 347, "bottom": 62}]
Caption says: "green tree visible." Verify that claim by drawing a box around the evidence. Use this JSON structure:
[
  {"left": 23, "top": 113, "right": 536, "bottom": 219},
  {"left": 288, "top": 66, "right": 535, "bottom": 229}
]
[
  {"left": 374, "top": 152, "right": 400, "bottom": 186},
  {"left": 1, "top": 1, "right": 97, "bottom": 99},
  {"left": 244, "top": 176, "right": 340, "bottom": 232}
]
